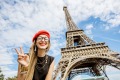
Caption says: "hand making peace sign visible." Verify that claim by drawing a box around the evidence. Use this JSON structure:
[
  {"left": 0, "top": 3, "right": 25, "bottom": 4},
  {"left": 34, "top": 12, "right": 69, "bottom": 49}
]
[{"left": 15, "top": 47, "right": 29, "bottom": 67}]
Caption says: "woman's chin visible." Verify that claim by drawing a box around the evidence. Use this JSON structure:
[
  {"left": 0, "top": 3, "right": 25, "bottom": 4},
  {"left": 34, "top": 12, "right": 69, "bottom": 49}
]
[{"left": 39, "top": 47, "right": 47, "bottom": 49}]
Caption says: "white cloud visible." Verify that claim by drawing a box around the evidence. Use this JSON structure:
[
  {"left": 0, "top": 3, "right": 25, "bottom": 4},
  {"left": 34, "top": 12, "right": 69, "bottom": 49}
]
[
  {"left": 0, "top": 65, "right": 17, "bottom": 78},
  {"left": 106, "top": 66, "right": 120, "bottom": 80},
  {"left": 85, "top": 24, "right": 94, "bottom": 35},
  {"left": 66, "top": 0, "right": 120, "bottom": 29},
  {"left": 0, "top": 49, "right": 14, "bottom": 65},
  {"left": 86, "top": 24, "right": 93, "bottom": 30}
]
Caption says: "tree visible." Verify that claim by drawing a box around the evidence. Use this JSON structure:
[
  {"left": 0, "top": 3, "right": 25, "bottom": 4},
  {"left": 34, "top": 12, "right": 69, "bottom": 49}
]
[
  {"left": 6, "top": 76, "right": 17, "bottom": 80},
  {"left": 0, "top": 67, "right": 4, "bottom": 80}
]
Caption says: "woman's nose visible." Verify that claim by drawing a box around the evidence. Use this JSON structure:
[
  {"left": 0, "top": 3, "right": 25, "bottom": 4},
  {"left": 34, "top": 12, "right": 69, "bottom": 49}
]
[{"left": 41, "top": 38, "right": 45, "bottom": 41}]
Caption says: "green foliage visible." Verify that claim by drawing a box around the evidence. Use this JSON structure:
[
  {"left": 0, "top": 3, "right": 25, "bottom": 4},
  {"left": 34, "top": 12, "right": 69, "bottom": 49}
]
[
  {"left": 6, "top": 76, "right": 17, "bottom": 80},
  {"left": 0, "top": 68, "right": 4, "bottom": 80}
]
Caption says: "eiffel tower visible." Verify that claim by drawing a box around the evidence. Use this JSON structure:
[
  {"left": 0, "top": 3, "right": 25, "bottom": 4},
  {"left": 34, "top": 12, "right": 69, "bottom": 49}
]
[{"left": 53, "top": 6, "right": 120, "bottom": 80}]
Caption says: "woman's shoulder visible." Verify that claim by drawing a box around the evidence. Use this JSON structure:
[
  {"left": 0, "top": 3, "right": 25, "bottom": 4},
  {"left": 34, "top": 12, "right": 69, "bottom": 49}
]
[
  {"left": 47, "top": 55, "right": 54, "bottom": 60},
  {"left": 47, "top": 55, "right": 54, "bottom": 64}
]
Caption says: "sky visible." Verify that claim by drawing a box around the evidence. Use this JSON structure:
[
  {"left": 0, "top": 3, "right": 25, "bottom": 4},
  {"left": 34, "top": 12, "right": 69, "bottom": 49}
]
[{"left": 0, "top": 0, "right": 120, "bottom": 80}]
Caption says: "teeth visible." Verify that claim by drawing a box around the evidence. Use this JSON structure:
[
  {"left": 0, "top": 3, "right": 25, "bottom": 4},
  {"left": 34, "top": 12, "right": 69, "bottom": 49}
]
[{"left": 39, "top": 43, "right": 46, "bottom": 45}]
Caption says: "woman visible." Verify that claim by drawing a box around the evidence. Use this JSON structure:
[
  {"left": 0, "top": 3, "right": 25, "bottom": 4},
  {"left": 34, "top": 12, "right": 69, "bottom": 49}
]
[{"left": 15, "top": 30, "right": 54, "bottom": 80}]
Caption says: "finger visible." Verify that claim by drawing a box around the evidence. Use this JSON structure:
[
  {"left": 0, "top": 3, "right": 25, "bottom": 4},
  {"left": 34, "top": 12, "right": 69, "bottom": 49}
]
[
  {"left": 18, "top": 57, "right": 22, "bottom": 60},
  {"left": 24, "top": 54, "right": 28, "bottom": 59},
  {"left": 17, "top": 57, "right": 23, "bottom": 61},
  {"left": 20, "top": 46, "right": 24, "bottom": 54},
  {"left": 23, "top": 54, "right": 29, "bottom": 63},
  {"left": 18, "top": 55, "right": 25, "bottom": 60},
  {"left": 15, "top": 48, "right": 20, "bottom": 54},
  {"left": 18, "top": 54, "right": 23, "bottom": 57}
]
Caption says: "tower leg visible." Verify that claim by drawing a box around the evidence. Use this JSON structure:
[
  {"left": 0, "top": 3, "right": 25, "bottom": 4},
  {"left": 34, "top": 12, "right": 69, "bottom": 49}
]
[{"left": 92, "top": 65, "right": 101, "bottom": 76}]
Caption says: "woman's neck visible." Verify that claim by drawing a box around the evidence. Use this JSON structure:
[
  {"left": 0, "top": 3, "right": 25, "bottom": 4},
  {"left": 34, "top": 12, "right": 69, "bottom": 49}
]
[{"left": 37, "top": 49, "right": 46, "bottom": 57}]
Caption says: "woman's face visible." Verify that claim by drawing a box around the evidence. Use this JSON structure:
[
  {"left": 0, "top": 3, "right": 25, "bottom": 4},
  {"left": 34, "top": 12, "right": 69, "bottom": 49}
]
[{"left": 36, "top": 35, "right": 49, "bottom": 49}]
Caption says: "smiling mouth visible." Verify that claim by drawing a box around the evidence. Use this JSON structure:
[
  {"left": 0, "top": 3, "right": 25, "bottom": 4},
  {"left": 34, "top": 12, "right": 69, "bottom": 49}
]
[{"left": 39, "top": 43, "right": 46, "bottom": 46}]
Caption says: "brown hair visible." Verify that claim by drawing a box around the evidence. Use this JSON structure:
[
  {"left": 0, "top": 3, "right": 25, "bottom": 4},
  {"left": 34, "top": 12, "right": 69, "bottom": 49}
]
[{"left": 25, "top": 40, "right": 51, "bottom": 80}]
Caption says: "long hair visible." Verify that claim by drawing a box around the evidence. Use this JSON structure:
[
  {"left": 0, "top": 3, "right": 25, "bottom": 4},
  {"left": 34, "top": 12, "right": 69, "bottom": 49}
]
[{"left": 25, "top": 40, "right": 51, "bottom": 80}]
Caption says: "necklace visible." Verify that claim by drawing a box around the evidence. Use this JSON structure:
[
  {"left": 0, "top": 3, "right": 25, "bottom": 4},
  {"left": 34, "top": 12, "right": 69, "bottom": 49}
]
[
  {"left": 37, "top": 55, "right": 47, "bottom": 64},
  {"left": 35, "top": 55, "right": 48, "bottom": 71}
]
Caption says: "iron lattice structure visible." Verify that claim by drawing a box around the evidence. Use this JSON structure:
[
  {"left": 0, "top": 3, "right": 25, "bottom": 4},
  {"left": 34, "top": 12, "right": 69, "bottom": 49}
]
[{"left": 53, "top": 6, "right": 120, "bottom": 80}]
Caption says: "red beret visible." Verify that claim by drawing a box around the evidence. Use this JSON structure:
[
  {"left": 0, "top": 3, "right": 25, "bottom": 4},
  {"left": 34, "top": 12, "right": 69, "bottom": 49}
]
[{"left": 32, "top": 30, "right": 50, "bottom": 42}]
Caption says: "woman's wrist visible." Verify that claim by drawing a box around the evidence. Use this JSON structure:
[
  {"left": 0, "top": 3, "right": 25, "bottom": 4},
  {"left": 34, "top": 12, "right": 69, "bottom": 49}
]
[
  {"left": 23, "top": 64, "right": 29, "bottom": 67},
  {"left": 21, "top": 64, "right": 29, "bottom": 72}
]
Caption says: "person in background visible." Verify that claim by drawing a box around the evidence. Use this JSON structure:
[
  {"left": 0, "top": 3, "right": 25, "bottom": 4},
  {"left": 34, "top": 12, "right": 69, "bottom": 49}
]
[{"left": 15, "top": 30, "right": 54, "bottom": 80}]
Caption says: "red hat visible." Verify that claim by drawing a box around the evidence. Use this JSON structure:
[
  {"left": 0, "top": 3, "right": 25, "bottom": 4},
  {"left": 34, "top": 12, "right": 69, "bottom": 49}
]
[{"left": 32, "top": 30, "right": 50, "bottom": 42}]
